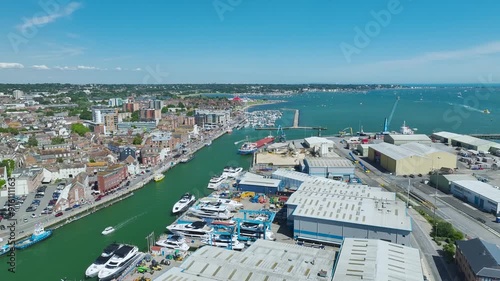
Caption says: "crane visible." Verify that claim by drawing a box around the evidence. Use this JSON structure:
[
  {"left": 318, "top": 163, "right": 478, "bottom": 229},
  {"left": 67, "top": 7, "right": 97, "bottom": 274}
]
[
  {"left": 276, "top": 125, "right": 286, "bottom": 142},
  {"left": 339, "top": 127, "right": 353, "bottom": 137},
  {"left": 383, "top": 96, "right": 400, "bottom": 134}
]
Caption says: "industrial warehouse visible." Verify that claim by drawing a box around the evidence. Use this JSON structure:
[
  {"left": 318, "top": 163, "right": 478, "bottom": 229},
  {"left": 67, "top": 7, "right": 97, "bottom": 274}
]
[
  {"left": 431, "top": 131, "right": 500, "bottom": 154},
  {"left": 367, "top": 142, "right": 457, "bottom": 176},
  {"left": 450, "top": 180, "right": 500, "bottom": 217}
]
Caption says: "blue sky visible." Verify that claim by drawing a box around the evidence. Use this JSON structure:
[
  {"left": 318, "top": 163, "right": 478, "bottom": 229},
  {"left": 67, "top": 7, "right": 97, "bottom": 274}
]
[{"left": 1, "top": 0, "right": 500, "bottom": 84}]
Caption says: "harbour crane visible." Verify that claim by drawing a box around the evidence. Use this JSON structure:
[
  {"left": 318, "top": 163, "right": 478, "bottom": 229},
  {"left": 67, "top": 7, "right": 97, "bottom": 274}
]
[
  {"left": 276, "top": 125, "right": 286, "bottom": 142},
  {"left": 383, "top": 96, "right": 400, "bottom": 134},
  {"left": 338, "top": 127, "right": 353, "bottom": 137}
]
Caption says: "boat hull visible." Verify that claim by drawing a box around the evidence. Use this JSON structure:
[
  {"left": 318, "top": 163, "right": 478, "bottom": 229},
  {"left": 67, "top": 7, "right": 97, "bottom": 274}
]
[
  {"left": 98, "top": 253, "right": 140, "bottom": 281},
  {"left": 172, "top": 199, "right": 195, "bottom": 214},
  {"left": 14, "top": 230, "right": 52, "bottom": 250}
]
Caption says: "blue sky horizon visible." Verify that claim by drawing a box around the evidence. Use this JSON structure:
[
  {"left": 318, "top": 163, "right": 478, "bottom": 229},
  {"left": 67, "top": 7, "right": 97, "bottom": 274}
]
[{"left": 1, "top": 0, "right": 500, "bottom": 84}]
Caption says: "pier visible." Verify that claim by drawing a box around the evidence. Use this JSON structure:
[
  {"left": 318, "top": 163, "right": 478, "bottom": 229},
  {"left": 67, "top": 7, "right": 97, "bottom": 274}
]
[
  {"left": 293, "top": 109, "right": 299, "bottom": 128},
  {"left": 469, "top": 134, "right": 500, "bottom": 140}
]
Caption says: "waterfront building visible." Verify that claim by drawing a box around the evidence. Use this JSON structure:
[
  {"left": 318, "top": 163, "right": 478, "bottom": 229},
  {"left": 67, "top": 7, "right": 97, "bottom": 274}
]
[
  {"left": 384, "top": 134, "right": 432, "bottom": 145},
  {"left": 368, "top": 142, "right": 457, "bottom": 176},
  {"left": 194, "top": 109, "right": 231, "bottom": 126},
  {"left": 237, "top": 172, "right": 282, "bottom": 194},
  {"left": 455, "top": 238, "right": 500, "bottom": 281},
  {"left": 431, "top": 131, "right": 500, "bottom": 153},
  {"left": 117, "top": 121, "right": 157, "bottom": 132},
  {"left": 3, "top": 167, "right": 44, "bottom": 196},
  {"left": 450, "top": 180, "right": 500, "bottom": 216},
  {"left": 97, "top": 164, "right": 128, "bottom": 193},
  {"left": 302, "top": 157, "right": 355, "bottom": 181},
  {"left": 155, "top": 239, "right": 336, "bottom": 281},
  {"left": 333, "top": 238, "right": 424, "bottom": 281}
]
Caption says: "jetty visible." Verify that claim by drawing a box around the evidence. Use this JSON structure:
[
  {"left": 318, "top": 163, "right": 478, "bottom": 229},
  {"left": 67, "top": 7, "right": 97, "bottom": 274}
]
[{"left": 293, "top": 109, "right": 299, "bottom": 128}]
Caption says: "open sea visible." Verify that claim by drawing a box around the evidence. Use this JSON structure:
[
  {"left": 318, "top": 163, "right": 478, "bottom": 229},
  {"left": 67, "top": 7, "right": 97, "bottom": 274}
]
[{"left": 1, "top": 87, "right": 499, "bottom": 280}]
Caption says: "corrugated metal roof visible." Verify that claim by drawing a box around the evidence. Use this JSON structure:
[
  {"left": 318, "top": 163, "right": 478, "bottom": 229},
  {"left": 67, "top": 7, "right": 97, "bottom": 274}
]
[
  {"left": 369, "top": 142, "right": 421, "bottom": 160},
  {"left": 452, "top": 180, "right": 500, "bottom": 203},
  {"left": 387, "top": 134, "right": 431, "bottom": 142},
  {"left": 333, "top": 238, "right": 424, "bottom": 281},
  {"left": 305, "top": 157, "right": 355, "bottom": 168}
]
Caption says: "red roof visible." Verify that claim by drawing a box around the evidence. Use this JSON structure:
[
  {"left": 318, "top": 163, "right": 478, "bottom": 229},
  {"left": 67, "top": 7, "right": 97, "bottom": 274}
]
[{"left": 255, "top": 137, "right": 274, "bottom": 148}]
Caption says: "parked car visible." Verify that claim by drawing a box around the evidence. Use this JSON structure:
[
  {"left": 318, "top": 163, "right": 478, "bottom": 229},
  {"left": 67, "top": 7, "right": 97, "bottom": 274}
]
[
  {"left": 54, "top": 211, "right": 63, "bottom": 217},
  {"left": 31, "top": 213, "right": 36, "bottom": 218}
]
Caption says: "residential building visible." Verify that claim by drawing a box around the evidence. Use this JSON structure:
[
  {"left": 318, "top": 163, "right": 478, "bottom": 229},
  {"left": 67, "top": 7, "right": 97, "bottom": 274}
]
[
  {"left": 119, "top": 147, "right": 136, "bottom": 162},
  {"left": 108, "top": 98, "right": 123, "bottom": 107},
  {"left": 456, "top": 238, "right": 500, "bottom": 281},
  {"left": 149, "top": 99, "right": 164, "bottom": 109},
  {"left": 122, "top": 102, "right": 140, "bottom": 112},
  {"left": 140, "top": 108, "right": 161, "bottom": 121},
  {"left": 97, "top": 164, "right": 127, "bottom": 193}
]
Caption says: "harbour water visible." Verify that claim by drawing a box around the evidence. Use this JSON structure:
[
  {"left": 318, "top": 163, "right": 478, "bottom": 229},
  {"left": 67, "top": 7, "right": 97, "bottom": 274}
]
[{"left": 2, "top": 87, "right": 499, "bottom": 280}]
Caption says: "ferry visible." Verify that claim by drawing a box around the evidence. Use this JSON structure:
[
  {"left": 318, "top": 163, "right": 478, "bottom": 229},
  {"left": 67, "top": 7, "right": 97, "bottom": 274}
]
[
  {"left": 14, "top": 224, "right": 52, "bottom": 250},
  {"left": 153, "top": 174, "right": 165, "bottom": 182},
  {"left": 85, "top": 243, "right": 122, "bottom": 278},
  {"left": 238, "top": 135, "right": 274, "bottom": 154}
]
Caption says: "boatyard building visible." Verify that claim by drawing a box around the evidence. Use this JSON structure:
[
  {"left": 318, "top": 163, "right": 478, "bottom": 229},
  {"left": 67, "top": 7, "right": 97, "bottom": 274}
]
[
  {"left": 384, "top": 134, "right": 432, "bottom": 146},
  {"left": 368, "top": 142, "right": 457, "bottom": 176},
  {"left": 450, "top": 180, "right": 500, "bottom": 216},
  {"left": 302, "top": 157, "right": 355, "bottom": 181},
  {"left": 237, "top": 172, "right": 282, "bottom": 194},
  {"left": 333, "top": 238, "right": 424, "bottom": 281}
]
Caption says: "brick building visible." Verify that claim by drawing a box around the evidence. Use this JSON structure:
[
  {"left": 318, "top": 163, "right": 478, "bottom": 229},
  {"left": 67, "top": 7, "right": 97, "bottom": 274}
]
[{"left": 97, "top": 164, "right": 127, "bottom": 193}]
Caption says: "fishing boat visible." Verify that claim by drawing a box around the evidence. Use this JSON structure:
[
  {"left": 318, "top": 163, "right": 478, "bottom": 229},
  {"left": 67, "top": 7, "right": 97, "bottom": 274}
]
[
  {"left": 155, "top": 234, "right": 190, "bottom": 251},
  {"left": 0, "top": 244, "right": 11, "bottom": 256},
  {"left": 207, "top": 174, "right": 227, "bottom": 189},
  {"left": 85, "top": 243, "right": 122, "bottom": 278},
  {"left": 14, "top": 223, "right": 52, "bottom": 250},
  {"left": 167, "top": 221, "right": 214, "bottom": 237},
  {"left": 172, "top": 193, "right": 196, "bottom": 214},
  {"left": 98, "top": 245, "right": 139, "bottom": 281},
  {"left": 238, "top": 135, "right": 274, "bottom": 154},
  {"left": 153, "top": 174, "right": 165, "bottom": 182},
  {"left": 101, "top": 226, "right": 115, "bottom": 235}
]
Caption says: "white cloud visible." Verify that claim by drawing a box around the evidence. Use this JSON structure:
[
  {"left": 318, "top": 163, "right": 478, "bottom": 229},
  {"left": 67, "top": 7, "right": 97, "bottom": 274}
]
[
  {"left": 134, "top": 68, "right": 142, "bottom": 71},
  {"left": 0, "top": 62, "right": 24, "bottom": 69},
  {"left": 77, "top": 65, "right": 99, "bottom": 70},
  {"left": 17, "top": 2, "right": 82, "bottom": 32},
  {"left": 31, "top": 64, "right": 50, "bottom": 70},
  {"left": 377, "top": 41, "right": 500, "bottom": 67},
  {"left": 115, "top": 67, "right": 122, "bottom": 71},
  {"left": 54, "top": 66, "right": 76, "bottom": 71}
]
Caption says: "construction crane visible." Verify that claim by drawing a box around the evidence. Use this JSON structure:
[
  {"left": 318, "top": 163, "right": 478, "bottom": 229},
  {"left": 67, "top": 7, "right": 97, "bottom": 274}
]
[
  {"left": 339, "top": 127, "right": 353, "bottom": 137},
  {"left": 383, "top": 96, "right": 400, "bottom": 134}
]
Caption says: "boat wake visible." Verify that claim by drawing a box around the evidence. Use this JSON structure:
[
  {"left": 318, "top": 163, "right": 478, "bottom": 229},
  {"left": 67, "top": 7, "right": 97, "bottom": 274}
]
[
  {"left": 114, "top": 212, "right": 146, "bottom": 230},
  {"left": 446, "top": 102, "right": 483, "bottom": 113}
]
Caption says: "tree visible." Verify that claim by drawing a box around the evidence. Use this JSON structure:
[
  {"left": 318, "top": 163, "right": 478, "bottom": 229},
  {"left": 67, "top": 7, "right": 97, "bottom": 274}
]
[
  {"left": 51, "top": 137, "right": 65, "bottom": 145},
  {"left": 132, "top": 134, "right": 142, "bottom": 145},
  {"left": 56, "top": 157, "right": 64, "bottom": 163},
  {"left": 0, "top": 179, "right": 5, "bottom": 188},
  {"left": 71, "top": 123, "right": 90, "bottom": 136},
  {"left": 45, "top": 110, "right": 54, "bottom": 116},
  {"left": 131, "top": 111, "right": 139, "bottom": 122},
  {"left": 27, "top": 134, "right": 38, "bottom": 147},
  {"left": 177, "top": 102, "right": 185, "bottom": 108},
  {"left": 0, "top": 159, "right": 15, "bottom": 176},
  {"left": 79, "top": 109, "right": 92, "bottom": 120},
  {"left": 186, "top": 110, "right": 194, "bottom": 116},
  {"left": 161, "top": 107, "right": 168, "bottom": 113}
]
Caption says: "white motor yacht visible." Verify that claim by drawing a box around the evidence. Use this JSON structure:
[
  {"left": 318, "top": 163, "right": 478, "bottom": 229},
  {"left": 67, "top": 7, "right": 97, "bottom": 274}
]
[
  {"left": 202, "top": 234, "right": 245, "bottom": 250},
  {"left": 85, "top": 243, "right": 122, "bottom": 278},
  {"left": 198, "top": 197, "right": 243, "bottom": 211},
  {"left": 188, "top": 203, "right": 233, "bottom": 220},
  {"left": 207, "top": 174, "right": 227, "bottom": 189},
  {"left": 98, "top": 245, "right": 139, "bottom": 281},
  {"left": 172, "top": 193, "right": 196, "bottom": 214},
  {"left": 166, "top": 221, "right": 214, "bottom": 237},
  {"left": 155, "top": 234, "right": 190, "bottom": 251},
  {"left": 222, "top": 166, "right": 243, "bottom": 178},
  {"left": 101, "top": 226, "right": 115, "bottom": 235}
]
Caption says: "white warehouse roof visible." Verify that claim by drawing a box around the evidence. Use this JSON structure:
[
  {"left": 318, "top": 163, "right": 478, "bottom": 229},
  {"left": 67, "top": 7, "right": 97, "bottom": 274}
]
[
  {"left": 239, "top": 177, "right": 281, "bottom": 188},
  {"left": 155, "top": 239, "right": 336, "bottom": 281},
  {"left": 305, "top": 157, "right": 355, "bottom": 168},
  {"left": 272, "top": 169, "right": 348, "bottom": 185},
  {"left": 387, "top": 134, "right": 431, "bottom": 142},
  {"left": 333, "top": 238, "right": 424, "bottom": 281},
  {"left": 452, "top": 180, "right": 500, "bottom": 203},
  {"left": 369, "top": 142, "right": 421, "bottom": 160},
  {"left": 432, "top": 131, "right": 462, "bottom": 139},
  {"left": 289, "top": 193, "right": 412, "bottom": 232},
  {"left": 304, "top": 136, "right": 335, "bottom": 147},
  {"left": 296, "top": 181, "right": 392, "bottom": 200}
]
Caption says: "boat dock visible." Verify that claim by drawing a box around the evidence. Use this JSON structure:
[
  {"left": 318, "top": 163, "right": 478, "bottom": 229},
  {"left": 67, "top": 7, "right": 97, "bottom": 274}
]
[{"left": 293, "top": 109, "right": 299, "bottom": 128}]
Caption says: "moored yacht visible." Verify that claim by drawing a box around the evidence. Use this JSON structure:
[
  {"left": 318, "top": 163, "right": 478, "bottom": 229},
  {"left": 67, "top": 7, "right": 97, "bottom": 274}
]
[
  {"left": 198, "top": 197, "right": 243, "bottom": 212},
  {"left": 207, "top": 174, "right": 227, "bottom": 189},
  {"left": 222, "top": 166, "right": 243, "bottom": 178},
  {"left": 98, "top": 245, "right": 139, "bottom": 281},
  {"left": 0, "top": 244, "right": 11, "bottom": 257},
  {"left": 188, "top": 203, "right": 234, "bottom": 220},
  {"left": 85, "top": 243, "right": 122, "bottom": 278},
  {"left": 201, "top": 233, "right": 245, "bottom": 250},
  {"left": 172, "top": 193, "right": 196, "bottom": 214},
  {"left": 155, "top": 234, "right": 190, "bottom": 251},
  {"left": 167, "top": 221, "right": 214, "bottom": 237}
]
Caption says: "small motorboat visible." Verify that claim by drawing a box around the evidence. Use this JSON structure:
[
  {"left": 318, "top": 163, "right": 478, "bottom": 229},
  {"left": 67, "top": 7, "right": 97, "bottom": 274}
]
[{"left": 101, "top": 226, "right": 115, "bottom": 235}]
